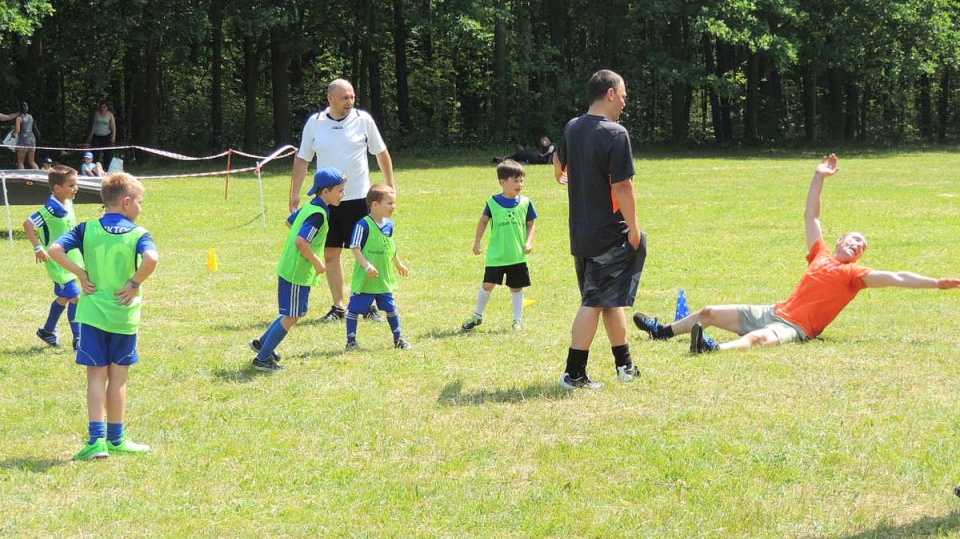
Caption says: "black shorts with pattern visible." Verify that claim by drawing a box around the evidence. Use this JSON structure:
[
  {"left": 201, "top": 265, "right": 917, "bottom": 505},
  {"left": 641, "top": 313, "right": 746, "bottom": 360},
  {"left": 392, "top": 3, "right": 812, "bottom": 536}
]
[{"left": 574, "top": 232, "right": 647, "bottom": 308}]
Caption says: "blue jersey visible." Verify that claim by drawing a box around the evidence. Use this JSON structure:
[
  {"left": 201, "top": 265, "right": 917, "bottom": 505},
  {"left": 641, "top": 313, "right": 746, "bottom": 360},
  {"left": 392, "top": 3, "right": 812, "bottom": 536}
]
[
  {"left": 349, "top": 217, "right": 395, "bottom": 250},
  {"left": 56, "top": 213, "right": 157, "bottom": 256},
  {"left": 482, "top": 194, "right": 538, "bottom": 221},
  {"left": 286, "top": 197, "right": 328, "bottom": 243}
]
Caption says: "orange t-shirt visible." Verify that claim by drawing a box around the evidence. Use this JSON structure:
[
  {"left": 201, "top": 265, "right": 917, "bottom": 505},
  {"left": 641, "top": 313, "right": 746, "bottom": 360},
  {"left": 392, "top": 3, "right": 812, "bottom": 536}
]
[{"left": 774, "top": 239, "right": 871, "bottom": 338}]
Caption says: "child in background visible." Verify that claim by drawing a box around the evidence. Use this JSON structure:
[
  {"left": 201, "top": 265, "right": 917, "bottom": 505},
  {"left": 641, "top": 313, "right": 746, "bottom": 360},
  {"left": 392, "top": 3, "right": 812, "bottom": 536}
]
[
  {"left": 23, "top": 165, "right": 84, "bottom": 349},
  {"left": 40, "top": 156, "right": 54, "bottom": 171},
  {"left": 248, "top": 167, "right": 346, "bottom": 371},
  {"left": 80, "top": 151, "right": 105, "bottom": 177},
  {"left": 48, "top": 173, "right": 159, "bottom": 460},
  {"left": 345, "top": 184, "right": 411, "bottom": 350},
  {"left": 461, "top": 159, "right": 537, "bottom": 332}
]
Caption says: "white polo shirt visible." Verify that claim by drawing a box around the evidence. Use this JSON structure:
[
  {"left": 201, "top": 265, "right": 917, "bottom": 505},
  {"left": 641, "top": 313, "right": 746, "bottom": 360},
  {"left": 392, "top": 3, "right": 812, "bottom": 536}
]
[{"left": 297, "top": 107, "right": 387, "bottom": 201}]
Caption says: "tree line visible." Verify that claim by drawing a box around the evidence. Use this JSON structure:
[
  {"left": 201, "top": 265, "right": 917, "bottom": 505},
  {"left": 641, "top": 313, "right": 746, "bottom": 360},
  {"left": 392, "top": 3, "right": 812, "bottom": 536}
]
[{"left": 1, "top": 0, "right": 959, "bottom": 157}]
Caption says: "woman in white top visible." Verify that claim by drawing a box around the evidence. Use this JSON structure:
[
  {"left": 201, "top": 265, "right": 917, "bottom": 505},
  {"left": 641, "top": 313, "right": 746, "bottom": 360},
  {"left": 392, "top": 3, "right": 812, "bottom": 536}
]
[{"left": 86, "top": 101, "right": 116, "bottom": 169}]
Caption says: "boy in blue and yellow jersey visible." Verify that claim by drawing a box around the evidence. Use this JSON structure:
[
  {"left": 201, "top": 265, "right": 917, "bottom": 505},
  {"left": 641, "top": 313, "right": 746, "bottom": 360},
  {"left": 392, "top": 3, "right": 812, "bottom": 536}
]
[
  {"left": 249, "top": 167, "right": 346, "bottom": 371},
  {"left": 461, "top": 159, "right": 538, "bottom": 332},
  {"left": 23, "top": 165, "right": 84, "bottom": 349},
  {"left": 345, "top": 184, "right": 411, "bottom": 350},
  {"left": 48, "top": 173, "right": 159, "bottom": 460}
]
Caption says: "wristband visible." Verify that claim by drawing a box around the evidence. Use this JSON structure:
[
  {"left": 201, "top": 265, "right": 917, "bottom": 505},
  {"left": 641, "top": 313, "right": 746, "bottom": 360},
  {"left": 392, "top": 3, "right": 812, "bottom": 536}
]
[
  {"left": 33, "top": 245, "right": 43, "bottom": 253},
  {"left": 128, "top": 279, "right": 141, "bottom": 289}
]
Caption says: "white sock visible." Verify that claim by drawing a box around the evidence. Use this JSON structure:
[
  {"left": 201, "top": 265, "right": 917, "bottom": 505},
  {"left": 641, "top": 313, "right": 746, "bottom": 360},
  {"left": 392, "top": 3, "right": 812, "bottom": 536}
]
[
  {"left": 475, "top": 287, "right": 492, "bottom": 317},
  {"left": 511, "top": 289, "right": 524, "bottom": 321}
]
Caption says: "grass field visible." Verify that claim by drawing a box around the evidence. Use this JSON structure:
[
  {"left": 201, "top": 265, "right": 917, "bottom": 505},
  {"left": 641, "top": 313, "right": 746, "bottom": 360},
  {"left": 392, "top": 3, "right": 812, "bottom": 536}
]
[{"left": 0, "top": 150, "right": 958, "bottom": 538}]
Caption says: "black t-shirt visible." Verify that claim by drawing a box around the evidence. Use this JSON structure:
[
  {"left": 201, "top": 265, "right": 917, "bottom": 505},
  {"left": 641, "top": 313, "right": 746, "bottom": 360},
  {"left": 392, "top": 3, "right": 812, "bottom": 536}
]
[{"left": 556, "top": 114, "right": 635, "bottom": 257}]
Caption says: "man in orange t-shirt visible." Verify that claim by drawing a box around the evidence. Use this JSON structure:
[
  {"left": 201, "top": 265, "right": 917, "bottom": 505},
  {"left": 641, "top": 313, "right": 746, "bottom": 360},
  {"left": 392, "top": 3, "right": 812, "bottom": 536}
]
[{"left": 633, "top": 154, "right": 960, "bottom": 353}]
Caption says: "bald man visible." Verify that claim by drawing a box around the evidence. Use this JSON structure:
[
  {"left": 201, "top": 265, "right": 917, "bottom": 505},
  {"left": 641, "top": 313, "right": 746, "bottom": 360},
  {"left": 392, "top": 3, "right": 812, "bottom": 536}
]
[{"left": 289, "top": 79, "right": 396, "bottom": 323}]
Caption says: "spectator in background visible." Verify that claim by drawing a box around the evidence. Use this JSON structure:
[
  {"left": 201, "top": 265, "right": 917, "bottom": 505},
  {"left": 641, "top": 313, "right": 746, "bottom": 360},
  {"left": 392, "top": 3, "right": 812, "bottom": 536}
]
[
  {"left": 41, "top": 156, "right": 54, "bottom": 171},
  {"left": 15, "top": 102, "right": 40, "bottom": 169},
  {"left": 86, "top": 101, "right": 116, "bottom": 170},
  {"left": 80, "top": 152, "right": 105, "bottom": 177},
  {"left": 493, "top": 137, "right": 555, "bottom": 165}
]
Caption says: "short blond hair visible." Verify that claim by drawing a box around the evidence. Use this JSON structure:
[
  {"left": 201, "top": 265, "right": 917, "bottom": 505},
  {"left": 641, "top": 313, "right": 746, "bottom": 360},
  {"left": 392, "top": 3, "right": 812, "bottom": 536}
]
[
  {"left": 366, "top": 184, "right": 396, "bottom": 208},
  {"left": 100, "top": 173, "right": 145, "bottom": 206}
]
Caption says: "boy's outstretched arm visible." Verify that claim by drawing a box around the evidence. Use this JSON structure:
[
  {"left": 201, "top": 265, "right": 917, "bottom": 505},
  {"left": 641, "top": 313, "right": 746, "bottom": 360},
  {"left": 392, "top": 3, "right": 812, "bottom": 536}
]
[
  {"left": 524, "top": 220, "right": 536, "bottom": 254},
  {"left": 392, "top": 253, "right": 409, "bottom": 277},
  {"left": 805, "top": 154, "right": 840, "bottom": 250},
  {"left": 862, "top": 271, "right": 960, "bottom": 289}
]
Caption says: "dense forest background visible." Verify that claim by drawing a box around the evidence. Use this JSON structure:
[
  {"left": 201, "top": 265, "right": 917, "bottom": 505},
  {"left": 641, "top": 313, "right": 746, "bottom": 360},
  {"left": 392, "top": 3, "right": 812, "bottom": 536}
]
[{"left": 2, "top": 0, "right": 960, "bottom": 156}]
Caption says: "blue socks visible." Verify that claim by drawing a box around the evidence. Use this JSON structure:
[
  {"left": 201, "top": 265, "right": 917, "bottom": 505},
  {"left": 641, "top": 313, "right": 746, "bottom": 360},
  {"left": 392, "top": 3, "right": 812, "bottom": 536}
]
[
  {"left": 67, "top": 303, "right": 79, "bottom": 340},
  {"left": 257, "top": 317, "right": 288, "bottom": 360},
  {"left": 88, "top": 421, "right": 106, "bottom": 444},
  {"left": 387, "top": 310, "right": 402, "bottom": 340},
  {"left": 107, "top": 423, "right": 124, "bottom": 444},
  {"left": 43, "top": 300, "right": 65, "bottom": 332},
  {"left": 346, "top": 311, "right": 360, "bottom": 343}
]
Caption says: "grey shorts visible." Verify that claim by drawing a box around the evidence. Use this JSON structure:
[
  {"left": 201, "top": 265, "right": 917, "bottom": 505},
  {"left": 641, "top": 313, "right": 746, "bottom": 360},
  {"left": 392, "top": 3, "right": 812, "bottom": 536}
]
[
  {"left": 737, "top": 305, "right": 809, "bottom": 344},
  {"left": 574, "top": 233, "right": 647, "bottom": 308}
]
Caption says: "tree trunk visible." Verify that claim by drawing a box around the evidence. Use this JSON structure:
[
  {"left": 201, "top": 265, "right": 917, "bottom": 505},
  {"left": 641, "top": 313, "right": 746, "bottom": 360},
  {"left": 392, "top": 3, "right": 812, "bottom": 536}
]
[
  {"left": 825, "top": 66, "right": 843, "bottom": 141},
  {"left": 917, "top": 73, "right": 932, "bottom": 140},
  {"left": 144, "top": 35, "right": 160, "bottom": 151},
  {"left": 210, "top": 0, "right": 224, "bottom": 152},
  {"left": 271, "top": 28, "right": 290, "bottom": 147},
  {"left": 801, "top": 64, "right": 816, "bottom": 142},
  {"left": 743, "top": 50, "right": 759, "bottom": 145},
  {"left": 243, "top": 36, "right": 259, "bottom": 152},
  {"left": 937, "top": 68, "right": 950, "bottom": 140},
  {"left": 492, "top": 0, "right": 508, "bottom": 140},
  {"left": 702, "top": 35, "right": 724, "bottom": 145},
  {"left": 393, "top": 0, "right": 412, "bottom": 133},
  {"left": 668, "top": 15, "right": 690, "bottom": 144},
  {"left": 369, "top": 50, "right": 385, "bottom": 132},
  {"left": 844, "top": 80, "right": 857, "bottom": 141}
]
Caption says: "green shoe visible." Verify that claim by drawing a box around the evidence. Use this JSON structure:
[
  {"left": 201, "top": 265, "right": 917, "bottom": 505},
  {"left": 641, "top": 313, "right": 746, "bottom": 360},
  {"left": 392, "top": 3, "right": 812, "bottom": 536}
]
[
  {"left": 107, "top": 437, "right": 150, "bottom": 455},
  {"left": 74, "top": 438, "right": 109, "bottom": 460}
]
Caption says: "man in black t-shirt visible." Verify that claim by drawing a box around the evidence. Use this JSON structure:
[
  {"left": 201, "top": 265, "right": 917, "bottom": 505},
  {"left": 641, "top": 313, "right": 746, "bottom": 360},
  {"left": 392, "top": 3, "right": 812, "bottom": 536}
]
[{"left": 554, "top": 69, "right": 647, "bottom": 390}]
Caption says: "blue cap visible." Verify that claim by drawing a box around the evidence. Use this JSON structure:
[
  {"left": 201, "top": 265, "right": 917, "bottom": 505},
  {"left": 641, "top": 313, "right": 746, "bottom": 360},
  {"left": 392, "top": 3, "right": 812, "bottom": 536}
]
[
  {"left": 307, "top": 167, "right": 346, "bottom": 195},
  {"left": 83, "top": 152, "right": 93, "bottom": 159}
]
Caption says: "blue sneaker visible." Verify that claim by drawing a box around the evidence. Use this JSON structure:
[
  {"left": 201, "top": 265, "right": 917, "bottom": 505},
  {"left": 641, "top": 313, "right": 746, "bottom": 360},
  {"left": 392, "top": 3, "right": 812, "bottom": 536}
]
[
  {"left": 690, "top": 323, "right": 719, "bottom": 354},
  {"left": 633, "top": 312, "right": 667, "bottom": 340}
]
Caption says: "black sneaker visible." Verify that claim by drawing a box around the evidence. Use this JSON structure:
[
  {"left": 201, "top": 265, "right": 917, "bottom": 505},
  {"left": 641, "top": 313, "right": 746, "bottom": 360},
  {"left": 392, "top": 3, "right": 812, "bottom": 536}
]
[
  {"left": 36, "top": 328, "right": 60, "bottom": 347},
  {"left": 249, "top": 338, "right": 281, "bottom": 362},
  {"left": 955, "top": 484, "right": 960, "bottom": 498},
  {"left": 319, "top": 305, "right": 346, "bottom": 323},
  {"left": 394, "top": 337, "right": 412, "bottom": 349},
  {"left": 560, "top": 372, "right": 603, "bottom": 390},
  {"left": 345, "top": 341, "right": 360, "bottom": 351},
  {"left": 461, "top": 314, "right": 483, "bottom": 331},
  {"left": 689, "top": 323, "right": 719, "bottom": 354},
  {"left": 616, "top": 364, "right": 640, "bottom": 382},
  {"left": 253, "top": 357, "right": 284, "bottom": 372},
  {"left": 72, "top": 336, "right": 79, "bottom": 351},
  {"left": 364, "top": 307, "right": 385, "bottom": 323},
  {"left": 633, "top": 312, "right": 667, "bottom": 340}
]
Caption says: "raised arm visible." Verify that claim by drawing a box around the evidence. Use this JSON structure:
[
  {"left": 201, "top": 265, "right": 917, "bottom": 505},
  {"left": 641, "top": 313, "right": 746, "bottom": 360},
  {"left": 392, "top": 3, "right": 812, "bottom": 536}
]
[
  {"left": 804, "top": 154, "right": 840, "bottom": 250},
  {"left": 862, "top": 271, "right": 960, "bottom": 289}
]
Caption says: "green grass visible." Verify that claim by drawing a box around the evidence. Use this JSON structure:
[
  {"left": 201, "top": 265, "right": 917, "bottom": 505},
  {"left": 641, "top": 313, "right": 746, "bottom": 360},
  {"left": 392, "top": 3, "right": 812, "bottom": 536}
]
[{"left": 1, "top": 150, "right": 959, "bottom": 538}]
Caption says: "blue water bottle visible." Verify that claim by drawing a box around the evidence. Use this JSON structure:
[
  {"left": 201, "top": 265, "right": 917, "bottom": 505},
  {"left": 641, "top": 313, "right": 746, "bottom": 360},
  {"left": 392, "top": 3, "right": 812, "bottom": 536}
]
[{"left": 674, "top": 290, "right": 690, "bottom": 321}]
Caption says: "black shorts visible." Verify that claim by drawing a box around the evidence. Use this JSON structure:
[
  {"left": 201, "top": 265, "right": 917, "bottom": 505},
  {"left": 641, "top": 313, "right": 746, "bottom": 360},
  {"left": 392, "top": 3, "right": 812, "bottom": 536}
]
[
  {"left": 325, "top": 198, "right": 369, "bottom": 249},
  {"left": 483, "top": 262, "right": 531, "bottom": 289},
  {"left": 574, "top": 232, "right": 647, "bottom": 308}
]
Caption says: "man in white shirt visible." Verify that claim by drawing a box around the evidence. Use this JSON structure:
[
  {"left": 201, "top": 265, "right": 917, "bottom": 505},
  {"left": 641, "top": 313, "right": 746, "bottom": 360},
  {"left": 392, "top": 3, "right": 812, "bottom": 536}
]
[{"left": 289, "top": 79, "right": 396, "bottom": 322}]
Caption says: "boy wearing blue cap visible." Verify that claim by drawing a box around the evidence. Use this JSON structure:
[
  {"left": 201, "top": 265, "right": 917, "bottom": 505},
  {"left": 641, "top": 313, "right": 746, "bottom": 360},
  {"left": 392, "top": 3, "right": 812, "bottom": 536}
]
[
  {"left": 80, "top": 152, "right": 105, "bottom": 177},
  {"left": 249, "top": 167, "right": 346, "bottom": 371}
]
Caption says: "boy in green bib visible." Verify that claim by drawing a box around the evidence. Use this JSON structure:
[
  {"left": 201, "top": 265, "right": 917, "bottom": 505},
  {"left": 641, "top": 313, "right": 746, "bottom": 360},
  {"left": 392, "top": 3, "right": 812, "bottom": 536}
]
[
  {"left": 248, "top": 167, "right": 346, "bottom": 371},
  {"left": 345, "top": 184, "right": 411, "bottom": 350},
  {"left": 461, "top": 159, "right": 538, "bottom": 332},
  {"left": 49, "top": 173, "right": 159, "bottom": 460},
  {"left": 23, "top": 165, "right": 84, "bottom": 349}
]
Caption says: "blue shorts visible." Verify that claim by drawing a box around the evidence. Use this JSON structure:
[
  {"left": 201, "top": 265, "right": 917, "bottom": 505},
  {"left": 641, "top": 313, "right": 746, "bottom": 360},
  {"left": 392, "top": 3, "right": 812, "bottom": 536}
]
[
  {"left": 278, "top": 276, "right": 311, "bottom": 317},
  {"left": 54, "top": 280, "right": 81, "bottom": 300},
  {"left": 347, "top": 292, "right": 397, "bottom": 314},
  {"left": 76, "top": 324, "right": 139, "bottom": 367}
]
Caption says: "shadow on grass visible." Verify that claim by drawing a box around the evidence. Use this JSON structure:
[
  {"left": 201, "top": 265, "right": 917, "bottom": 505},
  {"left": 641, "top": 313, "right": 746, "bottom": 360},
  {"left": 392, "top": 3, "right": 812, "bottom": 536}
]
[
  {"left": 1, "top": 344, "right": 66, "bottom": 357},
  {"left": 438, "top": 379, "right": 571, "bottom": 406},
  {"left": 210, "top": 321, "right": 275, "bottom": 332},
  {"left": 0, "top": 457, "right": 64, "bottom": 472},
  {"left": 212, "top": 365, "right": 261, "bottom": 383},
  {"left": 831, "top": 509, "right": 960, "bottom": 539},
  {"left": 420, "top": 326, "right": 515, "bottom": 340}
]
